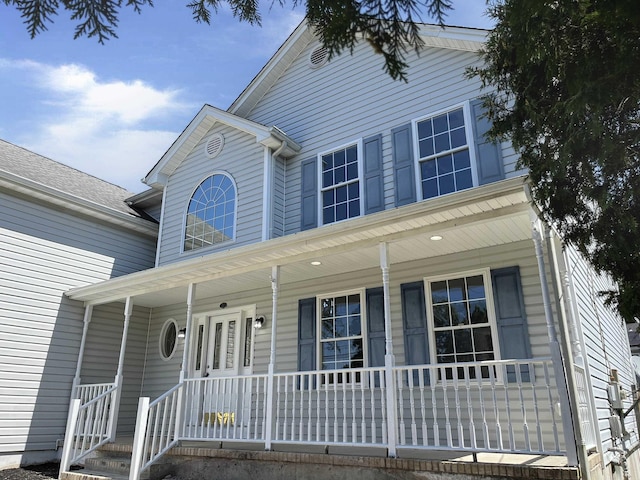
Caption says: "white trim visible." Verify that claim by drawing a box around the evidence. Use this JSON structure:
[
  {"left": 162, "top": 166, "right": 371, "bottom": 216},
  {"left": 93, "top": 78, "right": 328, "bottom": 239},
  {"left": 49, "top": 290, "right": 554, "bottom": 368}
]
[
  {"left": 180, "top": 171, "right": 238, "bottom": 255},
  {"left": 261, "top": 146, "right": 271, "bottom": 241},
  {"left": 423, "top": 268, "right": 502, "bottom": 371},
  {"left": 411, "top": 101, "right": 479, "bottom": 200},
  {"left": 317, "top": 139, "right": 364, "bottom": 226},
  {"left": 155, "top": 184, "right": 168, "bottom": 267},
  {"left": 159, "top": 318, "right": 179, "bottom": 361},
  {"left": 316, "top": 287, "right": 368, "bottom": 372}
]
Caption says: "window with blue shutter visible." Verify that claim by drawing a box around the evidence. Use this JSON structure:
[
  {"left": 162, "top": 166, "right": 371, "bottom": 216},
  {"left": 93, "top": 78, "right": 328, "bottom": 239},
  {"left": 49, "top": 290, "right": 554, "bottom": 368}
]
[
  {"left": 363, "top": 135, "right": 384, "bottom": 214},
  {"left": 392, "top": 124, "right": 417, "bottom": 207},
  {"left": 300, "top": 158, "right": 318, "bottom": 231}
]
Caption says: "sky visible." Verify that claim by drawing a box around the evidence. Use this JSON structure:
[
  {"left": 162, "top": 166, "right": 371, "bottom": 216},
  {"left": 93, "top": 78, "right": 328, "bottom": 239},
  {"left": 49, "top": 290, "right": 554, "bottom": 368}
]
[{"left": 0, "top": 1, "right": 493, "bottom": 193}]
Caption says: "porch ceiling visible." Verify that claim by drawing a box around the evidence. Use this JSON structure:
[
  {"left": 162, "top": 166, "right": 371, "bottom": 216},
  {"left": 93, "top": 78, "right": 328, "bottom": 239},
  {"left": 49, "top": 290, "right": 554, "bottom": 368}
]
[{"left": 66, "top": 177, "right": 533, "bottom": 308}]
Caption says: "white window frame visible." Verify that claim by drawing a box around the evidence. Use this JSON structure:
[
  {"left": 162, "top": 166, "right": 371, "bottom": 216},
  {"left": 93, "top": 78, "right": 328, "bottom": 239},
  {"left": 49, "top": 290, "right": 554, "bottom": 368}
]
[
  {"left": 317, "top": 139, "right": 364, "bottom": 226},
  {"left": 316, "top": 288, "right": 368, "bottom": 377},
  {"left": 159, "top": 318, "right": 179, "bottom": 361},
  {"left": 412, "top": 102, "right": 479, "bottom": 200},
  {"left": 423, "top": 268, "right": 502, "bottom": 380},
  {"left": 181, "top": 171, "right": 238, "bottom": 254}
]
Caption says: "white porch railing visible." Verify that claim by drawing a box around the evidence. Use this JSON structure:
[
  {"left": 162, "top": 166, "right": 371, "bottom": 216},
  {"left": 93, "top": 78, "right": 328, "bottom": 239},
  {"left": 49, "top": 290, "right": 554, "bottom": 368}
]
[
  {"left": 125, "top": 358, "right": 566, "bottom": 480},
  {"left": 393, "top": 358, "right": 562, "bottom": 454},
  {"left": 59, "top": 382, "right": 118, "bottom": 475},
  {"left": 574, "top": 364, "right": 597, "bottom": 450}
]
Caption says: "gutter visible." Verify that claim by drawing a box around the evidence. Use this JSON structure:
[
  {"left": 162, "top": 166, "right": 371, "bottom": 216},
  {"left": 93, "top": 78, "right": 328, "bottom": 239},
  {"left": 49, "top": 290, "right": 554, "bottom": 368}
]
[{"left": 0, "top": 171, "right": 158, "bottom": 238}]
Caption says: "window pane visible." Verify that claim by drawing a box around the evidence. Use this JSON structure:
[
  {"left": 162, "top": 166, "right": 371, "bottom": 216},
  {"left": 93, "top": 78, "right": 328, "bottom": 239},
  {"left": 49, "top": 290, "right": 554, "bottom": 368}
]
[
  {"left": 448, "top": 109, "right": 464, "bottom": 129},
  {"left": 334, "top": 165, "right": 345, "bottom": 184},
  {"left": 323, "top": 207, "right": 335, "bottom": 224},
  {"left": 419, "top": 139, "right": 434, "bottom": 158},
  {"left": 334, "top": 149, "right": 345, "bottom": 166},
  {"left": 348, "top": 182, "right": 359, "bottom": 199},
  {"left": 321, "top": 319, "right": 333, "bottom": 339},
  {"left": 436, "top": 154, "right": 453, "bottom": 175},
  {"left": 431, "top": 281, "right": 448, "bottom": 303},
  {"left": 453, "top": 149, "right": 471, "bottom": 169},
  {"left": 450, "top": 126, "right": 467, "bottom": 149},
  {"left": 451, "top": 302, "right": 469, "bottom": 326},
  {"left": 349, "top": 199, "right": 360, "bottom": 217},
  {"left": 335, "top": 316, "right": 348, "bottom": 337},
  {"left": 423, "top": 179, "right": 439, "bottom": 199},
  {"left": 351, "top": 338, "right": 364, "bottom": 361},
  {"left": 421, "top": 159, "right": 437, "bottom": 179},
  {"left": 470, "top": 300, "right": 488, "bottom": 324},
  {"left": 439, "top": 173, "right": 455, "bottom": 195},
  {"left": 448, "top": 278, "right": 466, "bottom": 302},
  {"left": 466, "top": 276, "right": 485, "bottom": 299},
  {"left": 435, "top": 331, "right": 453, "bottom": 355},
  {"left": 335, "top": 202, "right": 348, "bottom": 221},
  {"left": 473, "top": 327, "right": 494, "bottom": 353},
  {"left": 418, "top": 119, "right": 432, "bottom": 138},
  {"left": 434, "top": 132, "right": 450, "bottom": 153},
  {"left": 349, "top": 315, "right": 361, "bottom": 336},
  {"left": 323, "top": 170, "right": 333, "bottom": 189},
  {"left": 454, "top": 329, "right": 473, "bottom": 353},
  {"left": 336, "top": 185, "right": 347, "bottom": 203},
  {"left": 433, "top": 304, "right": 450, "bottom": 328},
  {"left": 347, "top": 161, "right": 358, "bottom": 180},
  {"left": 346, "top": 146, "right": 357, "bottom": 163},
  {"left": 433, "top": 114, "right": 448, "bottom": 134},
  {"left": 455, "top": 169, "right": 473, "bottom": 191},
  {"left": 348, "top": 294, "right": 361, "bottom": 314},
  {"left": 322, "top": 298, "right": 334, "bottom": 318}
]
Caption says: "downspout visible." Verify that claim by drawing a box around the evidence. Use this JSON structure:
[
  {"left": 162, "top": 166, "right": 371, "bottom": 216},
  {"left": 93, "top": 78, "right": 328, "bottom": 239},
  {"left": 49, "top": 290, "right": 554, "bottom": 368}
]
[
  {"left": 531, "top": 216, "right": 579, "bottom": 466},
  {"left": 545, "top": 228, "right": 592, "bottom": 480},
  {"left": 154, "top": 184, "right": 168, "bottom": 267}
]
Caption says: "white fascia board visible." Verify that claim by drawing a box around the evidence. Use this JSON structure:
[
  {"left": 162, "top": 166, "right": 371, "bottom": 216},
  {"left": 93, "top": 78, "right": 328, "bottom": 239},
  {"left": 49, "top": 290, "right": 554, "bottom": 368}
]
[
  {"left": 419, "top": 24, "right": 488, "bottom": 51},
  {"left": 66, "top": 177, "right": 529, "bottom": 304},
  {"left": 0, "top": 171, "right": 158, "bottom": 238},
  {"left": 143, "top": 105, "right": 300, "bottom": 188}
]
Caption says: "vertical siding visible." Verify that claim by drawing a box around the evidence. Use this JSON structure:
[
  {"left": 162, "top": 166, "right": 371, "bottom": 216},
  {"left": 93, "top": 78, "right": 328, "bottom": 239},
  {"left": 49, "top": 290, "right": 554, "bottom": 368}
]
[
  {"left": 157, "top": 125, "right": 266, "bottom": 266},
  {"left": 0, "top": 190, "right": 155, "bottom": 460},
  {"left": 243, "top": 39, "right": 525, "bottom": 235},
  {"left": 566, "top": 246, "right": 639, "bottom": 456}
]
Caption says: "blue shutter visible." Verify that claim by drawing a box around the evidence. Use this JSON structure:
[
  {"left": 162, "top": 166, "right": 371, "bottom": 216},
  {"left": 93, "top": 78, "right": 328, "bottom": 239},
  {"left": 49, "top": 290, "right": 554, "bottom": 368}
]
[
  {"left": 470, "top": 99, "right": 504, "bottom": 185},
  {"left": 366, "top": 287, "right": 385, "bottom": 367},
  {"left": 298, "top": 297, "right": 316, "bottom": 373},
  {"left": 401, "top": 281, "right": 430, "bottom": 385},
  {"left": 491, "top": 266, "right": 532, "bottom": 382},
  {"left": 363, "top": 134, "right": 384, "bottom": 215},
  {"left": 391, "top": 124, "right": 417, "bottom": 206},
  {"left": 300, "top": 157, "right": 317, "bottom": 230}
]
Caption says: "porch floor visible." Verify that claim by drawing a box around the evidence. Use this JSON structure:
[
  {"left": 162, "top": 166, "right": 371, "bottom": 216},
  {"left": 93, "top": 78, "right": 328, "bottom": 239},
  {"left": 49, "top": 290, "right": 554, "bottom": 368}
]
[{"left": 106, "top": 437, "right": 577, "bottom": 480}]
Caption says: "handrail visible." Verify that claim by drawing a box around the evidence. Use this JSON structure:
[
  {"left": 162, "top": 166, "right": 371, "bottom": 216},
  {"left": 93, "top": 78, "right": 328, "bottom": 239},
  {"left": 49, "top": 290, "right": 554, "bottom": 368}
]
[
  {"left": 129, "top": 383, "right": 184, "bottom": 480},
  {"left": 59, "top": 383, "right": 119, "bottom": 477}
]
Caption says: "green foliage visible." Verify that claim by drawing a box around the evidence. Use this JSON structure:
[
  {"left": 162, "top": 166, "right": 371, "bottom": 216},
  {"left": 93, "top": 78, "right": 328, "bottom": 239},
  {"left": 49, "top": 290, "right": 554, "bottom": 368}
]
[
  {"left": 471, "top": 0, "right": 640, "bottom": 319},
  {"left": 3, "top": 0, "right": 452, "bottom": 80}
]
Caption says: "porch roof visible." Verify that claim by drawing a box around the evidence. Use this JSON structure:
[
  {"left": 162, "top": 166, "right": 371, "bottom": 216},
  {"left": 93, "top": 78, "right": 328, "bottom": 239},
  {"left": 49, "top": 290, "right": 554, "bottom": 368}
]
[{"left": 65, "top": 176, "right": 533, "bottom": 308}]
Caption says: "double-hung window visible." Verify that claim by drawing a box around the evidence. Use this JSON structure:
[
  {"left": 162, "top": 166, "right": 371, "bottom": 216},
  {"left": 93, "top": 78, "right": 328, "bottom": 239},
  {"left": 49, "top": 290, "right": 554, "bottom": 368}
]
[
  {"left": 319, "top": 290, "right": 365, "bottom": 382},
  {"left": 320, "top": 144, "right": 361, "bottom": 225},
  {"left": 426, "top": 270, "right": 499, "bottom": 379},
  {"left": 415, "top": 105, "right": 475, "bottom": 200}
]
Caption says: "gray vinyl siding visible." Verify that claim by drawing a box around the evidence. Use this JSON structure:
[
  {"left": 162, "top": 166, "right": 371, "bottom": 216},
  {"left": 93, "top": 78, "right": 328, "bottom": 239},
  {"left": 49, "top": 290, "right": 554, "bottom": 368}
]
[
  {"left": 565, "top": 246, "right": 639, "bottom": 455},
  {"left": 243, "top": 40, "right": 525, "bottom": 236},
  {"left": 79, "top": 303, "right": 150, "bottom": 436},
  {"left": 0, "top": 190, "right": 155, "bottom": 458},
  {"left": 140, "top": 240, "right": 551, "bottom": 397},
  {"left": 156, "top": 124, "right": 266, "bottom": 266}
]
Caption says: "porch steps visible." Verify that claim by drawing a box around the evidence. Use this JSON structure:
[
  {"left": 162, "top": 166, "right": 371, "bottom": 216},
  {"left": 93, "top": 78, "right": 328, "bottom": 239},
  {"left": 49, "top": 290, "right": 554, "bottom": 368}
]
[{"left": 59, "top": 442, "right": 170, "bottom": 480}]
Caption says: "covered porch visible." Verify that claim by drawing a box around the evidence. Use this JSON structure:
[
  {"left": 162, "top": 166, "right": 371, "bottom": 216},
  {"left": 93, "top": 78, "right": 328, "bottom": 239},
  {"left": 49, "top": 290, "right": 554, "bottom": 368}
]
[{"left": 59, "top": 178, "right": 595, "bottom": 479}]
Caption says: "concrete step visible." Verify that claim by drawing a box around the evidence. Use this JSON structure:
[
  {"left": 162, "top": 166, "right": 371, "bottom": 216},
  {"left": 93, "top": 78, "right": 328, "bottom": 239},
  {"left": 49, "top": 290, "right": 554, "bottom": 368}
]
[
  {"left": 85, "top": 456, "right": 132, "bottom": 476},
  {"left": 60, "top": 470, "right": 128, "bottom": 480}
]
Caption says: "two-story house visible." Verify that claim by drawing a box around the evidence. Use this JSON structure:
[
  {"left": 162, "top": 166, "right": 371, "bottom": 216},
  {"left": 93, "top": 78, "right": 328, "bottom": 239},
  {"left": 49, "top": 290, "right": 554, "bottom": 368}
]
[{"left": 50, "top": 21, "right": 639, "bottom": 480}]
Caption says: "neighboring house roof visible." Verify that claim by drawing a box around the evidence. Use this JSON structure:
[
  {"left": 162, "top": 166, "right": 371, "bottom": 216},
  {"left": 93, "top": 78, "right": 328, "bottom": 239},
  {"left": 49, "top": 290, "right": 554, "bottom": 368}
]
[
  {"left": 143, "top": 104, "right": 300, "bottom": 188},
  {"left": 229, "top": 20, "right": 489, "bottom": 118},
  {"left": 0, "top": 139, "right": 158, "bottom": 237}
]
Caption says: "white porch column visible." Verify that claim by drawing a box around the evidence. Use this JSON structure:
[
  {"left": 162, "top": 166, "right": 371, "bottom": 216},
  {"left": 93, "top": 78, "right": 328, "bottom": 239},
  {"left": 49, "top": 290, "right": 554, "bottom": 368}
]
[
  {"left": 180, "top": 283, "right": 197, "bottom": 382},
  {"left": 380, "top": 243, "right": 398, "bottom": 457},
  {"left": 531, "top": 219, "right": 578, "bottom": 466},
  {"left": 265, "top": 265, "right": 280, "bottom": 450},
  {"left": 109, "top": 296, "right": 133, "bottom": 441},
  {"left": 71, "top": 305, "right": 93, "bottom": 400}
]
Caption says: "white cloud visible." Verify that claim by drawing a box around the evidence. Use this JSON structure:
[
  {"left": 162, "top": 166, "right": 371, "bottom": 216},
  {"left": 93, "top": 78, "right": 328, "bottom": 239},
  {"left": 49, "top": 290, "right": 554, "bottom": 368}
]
[{"left": 1, "top": 59, "right": 193, "bottom": 192}]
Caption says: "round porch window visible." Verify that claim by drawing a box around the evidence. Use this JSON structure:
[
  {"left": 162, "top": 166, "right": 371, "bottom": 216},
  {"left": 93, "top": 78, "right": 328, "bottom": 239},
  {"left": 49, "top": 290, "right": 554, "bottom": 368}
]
[{"left": 160, "top": 319, "right": 178, "bottom": 360}]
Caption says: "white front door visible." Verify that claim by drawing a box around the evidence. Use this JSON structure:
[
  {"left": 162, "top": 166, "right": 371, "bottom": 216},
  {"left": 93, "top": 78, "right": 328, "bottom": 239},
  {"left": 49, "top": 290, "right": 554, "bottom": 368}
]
[{"left": 206, "top": 312, "right": 242, "bottom": 377}]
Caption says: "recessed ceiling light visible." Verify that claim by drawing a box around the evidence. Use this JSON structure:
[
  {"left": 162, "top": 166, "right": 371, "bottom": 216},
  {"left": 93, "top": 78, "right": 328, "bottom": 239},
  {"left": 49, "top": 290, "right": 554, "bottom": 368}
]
[
  {"left": 430, "top": 235, "right": 443, "bottom": 241},
  {"left": 311, "top": 261, "right": 322, "bottom": 266}
]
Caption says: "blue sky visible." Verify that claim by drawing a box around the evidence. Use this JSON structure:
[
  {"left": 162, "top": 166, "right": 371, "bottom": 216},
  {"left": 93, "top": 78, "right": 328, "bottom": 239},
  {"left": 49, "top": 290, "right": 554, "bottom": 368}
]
[{"left": 0, "top": 1, "right": 492, "bottom": 193}]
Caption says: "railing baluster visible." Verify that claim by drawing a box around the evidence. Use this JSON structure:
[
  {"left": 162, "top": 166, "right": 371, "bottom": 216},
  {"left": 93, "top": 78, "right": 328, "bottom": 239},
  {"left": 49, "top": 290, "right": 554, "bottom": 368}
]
[
  {"left": 342, "top": 376, "right": 348, "bottom": 443},
  {"left": 476, "top": 364, "right": 489, "bottom": 449},
  {"left": 529, "top": 362, "right": 543, "bottom": 451},
  {"left": 396, "top": 370, "right": 406, "bottom": 445},
  {"left": 430, "top": 366, "right": 439, "bottom": 447},
  {"left": 369, "top": 370, "right": 377, "bottom": 444},
  {"left": 419, "top": 368, "right": 428, "bottom": 447},
  {"left": 465, "top": 367, "right": 476, "bottom": 450},
  {"left": 380, "top": 369, "right": 387, "bottom": 445},
  {"left": 408, "top": 369, "right": 417, "bottom": 445},
  {"left": 351, "top": 375, "right": 357, "bottom": 443},
  {"left": 502, "top": 364, "right": 515, "bottom": 450},
  {"left": 333, "top": 375, "right": 338, "bottom": 443},
  {"left": 442, "top": 368, "right": 452, "bottom": 448},
  {"left": 453, "top": 367, "right": 464, "bottom": 448}
]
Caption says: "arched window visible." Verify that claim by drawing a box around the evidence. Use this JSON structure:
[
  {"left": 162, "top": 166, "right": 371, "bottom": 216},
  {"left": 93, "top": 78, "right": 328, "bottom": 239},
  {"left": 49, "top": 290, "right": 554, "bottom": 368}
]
[{"left": 184, "top": 173, "right": 236, "bottom": 251}]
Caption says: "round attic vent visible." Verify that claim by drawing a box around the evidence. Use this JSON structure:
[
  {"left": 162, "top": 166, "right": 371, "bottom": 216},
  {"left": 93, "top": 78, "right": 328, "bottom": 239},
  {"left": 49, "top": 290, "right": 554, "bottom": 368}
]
[
  {"left": 309, "top": 45, "right": 328, "bottom": 69},
  {"left": 205, "top": 134, "right": 225, "bottom": 159}
]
